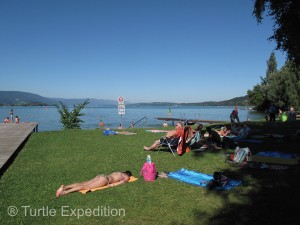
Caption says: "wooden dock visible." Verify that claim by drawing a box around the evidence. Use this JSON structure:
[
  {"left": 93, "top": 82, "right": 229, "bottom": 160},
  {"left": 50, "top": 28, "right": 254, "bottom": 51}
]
[{"left": 0, "top": 122, "right": 38, "bottom": 172}]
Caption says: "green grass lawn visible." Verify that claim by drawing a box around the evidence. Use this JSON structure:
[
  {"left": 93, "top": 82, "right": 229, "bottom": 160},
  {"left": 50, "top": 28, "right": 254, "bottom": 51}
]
[{"left": 0, "top": 122, "right": 300, "bottom": 225}]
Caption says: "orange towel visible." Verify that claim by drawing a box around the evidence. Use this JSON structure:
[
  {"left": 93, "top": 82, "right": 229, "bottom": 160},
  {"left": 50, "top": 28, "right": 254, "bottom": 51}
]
[{"left": 79, "top": 176, "right": 138, "bottom": 194}]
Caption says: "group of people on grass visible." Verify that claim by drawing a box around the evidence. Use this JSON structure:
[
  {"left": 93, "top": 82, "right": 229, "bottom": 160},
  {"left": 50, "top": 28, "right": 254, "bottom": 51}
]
[
  {"left": 144, "top": 106, "right": 251, "bottom": 152},
  {"left": 56, "top": 105, "right": 298, "bottom": 197}
]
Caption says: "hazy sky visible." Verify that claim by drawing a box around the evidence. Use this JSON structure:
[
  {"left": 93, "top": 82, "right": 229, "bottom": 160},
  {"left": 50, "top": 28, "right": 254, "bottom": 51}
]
[{"left": 0, "top": 0, "right": 287, "bottom": 103}]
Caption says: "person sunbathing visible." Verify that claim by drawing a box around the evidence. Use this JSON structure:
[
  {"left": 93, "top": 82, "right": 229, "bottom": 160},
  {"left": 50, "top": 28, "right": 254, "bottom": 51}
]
[
  {"left": 56, "top": 171, "right": 132, "bottom": 197},
  {"left": 218, "top": 126, "right": 231, "bottom": 137},
  {"left": 143, "top": 122, "right": 184, "bottom": 151}
]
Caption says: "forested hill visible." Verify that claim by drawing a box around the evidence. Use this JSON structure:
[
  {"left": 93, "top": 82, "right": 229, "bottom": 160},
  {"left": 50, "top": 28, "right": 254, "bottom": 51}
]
[
  {"left": 130, "top": 96, "right": 249, "bottom": 106},
  {"left": 0, "top": 91, "right": 116, "bottom": 106},
  {"left": 0, "top": 91, "right": 249, "bottom": 107},
  {"left": 185, "top": 96, "right": 249, "bottom": 106},
  {"left": 0, "top": 91, "right": 55, "bottom": 105}
]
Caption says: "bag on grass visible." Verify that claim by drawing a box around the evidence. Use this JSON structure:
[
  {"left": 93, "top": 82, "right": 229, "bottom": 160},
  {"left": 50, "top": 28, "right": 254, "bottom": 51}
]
[
  {"left": 207, "top": 171, "right": 228, "bottom": 190},
  {"left": 227, "top": 147, "right": 251, "bottom": 165},
  {"left": 140, "top": 161, "right": 157, "bottom": 182}
]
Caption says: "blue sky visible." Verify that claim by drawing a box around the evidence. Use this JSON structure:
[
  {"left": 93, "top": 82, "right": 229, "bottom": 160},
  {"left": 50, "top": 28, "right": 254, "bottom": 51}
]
[{"left": 0, "top": 0, "right": 287, "bottom": 103}]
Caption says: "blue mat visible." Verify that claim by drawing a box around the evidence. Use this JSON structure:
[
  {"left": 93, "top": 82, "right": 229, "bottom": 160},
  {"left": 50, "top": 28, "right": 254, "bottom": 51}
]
[
  {"left": 256, "top": 151, "right": 300, "bottom": 159},
  {"left": 168, "top": 168, "right": 242, "bottom": 190},
  {"left": 227, "top": 136, "right": 263, "bottom": 143},
  {"left": 233, "top": 138, "right": 263, "bottom": 143}
]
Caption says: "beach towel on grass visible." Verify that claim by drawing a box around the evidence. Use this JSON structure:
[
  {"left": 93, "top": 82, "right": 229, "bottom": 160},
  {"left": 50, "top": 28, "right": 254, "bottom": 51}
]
[
  {"left": 79, "top": 176, "right": 138, "bottom": 194},
  {"left": 248, "top": 152, "right": 300, "bottom": 165},
  {"left": 256, "top": 151, "right": 299, "bottom": 159},
  {"left": 168, "top": 168, "right": 241, "bottom": 190},
  {"left": 227, "top": 135, "right": 263, "bottom": 143},
  {"left": 233, "top": 138, "right": 263, "bottom": 143}
]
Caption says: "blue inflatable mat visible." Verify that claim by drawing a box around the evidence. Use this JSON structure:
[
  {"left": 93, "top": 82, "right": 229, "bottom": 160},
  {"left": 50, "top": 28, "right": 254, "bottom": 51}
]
[
  {"left": 256, "top": 151, "right": 300, "bottom": 159},
  {"left": 227, "top": 136, "right": 263, "bottom": 143},
  {"left": 233, "top": 138, "right": 263, "bottom": 143},
  {"left": 168, "top": 168, "right": 242, "bottom": 190}
]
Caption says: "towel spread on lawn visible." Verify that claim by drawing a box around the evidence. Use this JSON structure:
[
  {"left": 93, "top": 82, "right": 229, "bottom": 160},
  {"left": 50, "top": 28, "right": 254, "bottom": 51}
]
[
  {"left": 256, "top": 151, "right": 300, "bottom": 159},
  {"left": 168, "top": 168, "right": 242, "bottom": 190},
  {"left": 227, "top": 135, "right": 263, "bottom": 143},
  {"left": 235, "top": 139, "right": 263, "bottom": 143},
  {"left": 79, "top": 176, "right": 138, "bottom": 194},
  {"left": 248, "top": 151, "right": 300, "bottom": 165}
]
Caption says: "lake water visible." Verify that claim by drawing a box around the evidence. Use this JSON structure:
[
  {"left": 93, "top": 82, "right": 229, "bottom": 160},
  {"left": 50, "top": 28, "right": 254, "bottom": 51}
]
[{"left": 0, "top": 106, "right": 264, "bottom": 132}]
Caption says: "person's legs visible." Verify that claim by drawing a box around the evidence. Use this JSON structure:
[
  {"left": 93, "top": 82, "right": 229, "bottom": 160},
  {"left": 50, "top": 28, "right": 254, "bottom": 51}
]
[
  {"left": 144, "top": 139, "right": 161, "bottom": 151},
  {"left": 64, "top": 176, "right": 101, "bottom": 190},
  {"left": 58, "top": 176, "right": 109, "bottom": 197},
  {"left": 269, "top": 113, "right": 275, "bottom": 122},
  {"left": 230, "top": 116, "right": 235, "bottom": 127}
]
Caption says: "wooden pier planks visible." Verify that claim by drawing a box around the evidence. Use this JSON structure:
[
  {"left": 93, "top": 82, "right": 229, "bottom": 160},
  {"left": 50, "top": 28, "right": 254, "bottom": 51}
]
[{"left": 0, "top": 123, "right": 38, "bottom": 170}]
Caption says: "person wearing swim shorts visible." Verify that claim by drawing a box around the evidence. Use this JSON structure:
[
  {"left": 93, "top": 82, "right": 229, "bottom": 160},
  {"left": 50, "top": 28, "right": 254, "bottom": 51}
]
[
  {"left": 143, "top": 122, "right": 184, "bottom": 151},
  {"left": 56, "top": 171, "right": 132, "bottom": 197}
]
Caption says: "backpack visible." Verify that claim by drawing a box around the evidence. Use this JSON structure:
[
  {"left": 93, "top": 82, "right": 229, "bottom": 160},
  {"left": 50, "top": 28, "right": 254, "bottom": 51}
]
[
  {"left": 207, "top": 171, "right": 228, "bottom": 190},
  {"left": 140, "top": 162, "right": 157, "bottom": 181},
  {"left": 227, "top": 147, "right": 251, "bottom": 165},
  {"left": 233, "top": 147, "right": 251, "bottom": 163}
]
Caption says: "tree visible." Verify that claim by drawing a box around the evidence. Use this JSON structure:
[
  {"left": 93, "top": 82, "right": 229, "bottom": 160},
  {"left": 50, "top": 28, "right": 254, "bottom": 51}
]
[
  {"left": 55, "top": 99, "right": 89, "bottom": 129},
  {"left": 249, "top": 52, "right": 278, "bottom": 110},
  {"left": 253, "top": 0, "right": 300, "bottom": 66},
  {"left": 265, "top": 51, "right": 277, "bottom": 82},
  {"left": 268, "top": 62, "right": 300, "bottom": 109},
  {"left": 247, "top": 84, "right": 267, "bottom": 111}
]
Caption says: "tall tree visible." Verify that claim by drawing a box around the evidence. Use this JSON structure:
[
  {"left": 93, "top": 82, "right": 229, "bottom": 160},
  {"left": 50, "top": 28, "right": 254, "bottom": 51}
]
[
  {"left": 266, "top": 51, "right": 277, "bottom": 81},
  {"left": 260, "top": 51, "right": 277, "bottom": 85},
  {"left": 253, "top": 0, "right": 300, "bottom": 66},
  {"left": 267, "top": 61, "right": 300, "bottom": 109},
  {"left": 55, "top": 99, "right": 89, "bottom": 129}
]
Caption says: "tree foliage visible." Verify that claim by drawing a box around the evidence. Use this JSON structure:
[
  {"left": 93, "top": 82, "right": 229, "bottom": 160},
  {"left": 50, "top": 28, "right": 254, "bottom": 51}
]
[
  {"left": 248, "top": 52, "right": 300, "bottom": 111},
  {"left": 55, "top": 99, "right": 89, "bottom": 129},
  {"left": 253, "top": 0, "right": 300, "bottom": 66}
]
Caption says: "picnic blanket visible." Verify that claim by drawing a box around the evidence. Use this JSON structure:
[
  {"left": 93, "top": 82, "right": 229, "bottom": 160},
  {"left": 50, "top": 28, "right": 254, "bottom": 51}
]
[
  {"left": 227, "top": 135, "right": 263, "bottom": 143},
  {"left": 256, "top": 151, "right": 300, "bottom": 159},
  {"left": 79, "top": 176, "right": 138, "bottom": 194},
  {"left": 249, "top": 135, "right": 269, "bottom": 139},
  {"left": 168, "top": 168, "right": 242, "bottom": 190},
  {"left": 234, "top": 139, "right": 264, "bottom": 143},
  {"left": 249, "top": 151, "right": 299, "bottom": 165},
  {"left": 265, "top": 134, "right": 286, "bottom": 138}
]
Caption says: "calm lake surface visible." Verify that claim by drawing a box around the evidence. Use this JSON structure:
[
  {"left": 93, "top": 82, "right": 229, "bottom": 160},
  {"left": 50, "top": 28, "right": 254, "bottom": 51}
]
[{"left": 0, "top": 106, "right": 264, "bottom": 132}]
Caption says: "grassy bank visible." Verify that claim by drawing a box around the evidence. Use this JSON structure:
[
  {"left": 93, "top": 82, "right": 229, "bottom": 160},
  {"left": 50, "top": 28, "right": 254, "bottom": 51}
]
[{"left": 0, "top": 121, "right": 299, "bottom": 225}]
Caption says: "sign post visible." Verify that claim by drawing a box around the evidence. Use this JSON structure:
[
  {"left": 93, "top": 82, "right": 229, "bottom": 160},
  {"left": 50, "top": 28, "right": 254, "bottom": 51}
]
[{"left": 118, "top": 96, "right": 125, "bottom": 128}]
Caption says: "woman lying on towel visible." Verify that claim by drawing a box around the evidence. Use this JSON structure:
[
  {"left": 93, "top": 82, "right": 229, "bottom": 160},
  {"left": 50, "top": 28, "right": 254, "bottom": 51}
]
[{"left": 56, "top": 171, "right": 132, "bottom": 197}]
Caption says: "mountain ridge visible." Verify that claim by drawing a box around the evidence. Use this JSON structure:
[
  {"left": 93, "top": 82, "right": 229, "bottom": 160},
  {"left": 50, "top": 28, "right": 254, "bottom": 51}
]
[
  {"left": 0, "top": 91, "right": 116, "bottom": 106},
  {"left": 0, "top": 91, "right": 249, "bottom": 106}
]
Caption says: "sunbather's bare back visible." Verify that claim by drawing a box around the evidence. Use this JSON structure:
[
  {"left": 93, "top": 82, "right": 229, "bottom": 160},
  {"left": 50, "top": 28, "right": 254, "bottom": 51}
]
[{"left": 108, "top": 172, "right": 130, "bottom": 183}]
